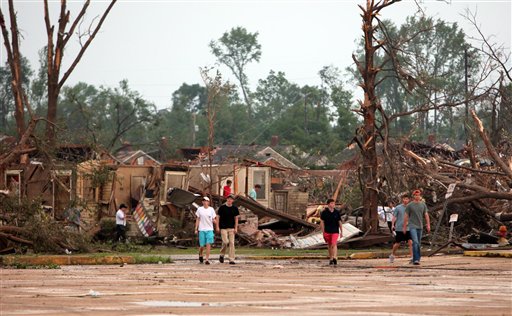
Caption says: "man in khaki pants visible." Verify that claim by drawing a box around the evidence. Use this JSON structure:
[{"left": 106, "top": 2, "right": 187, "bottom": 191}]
[{"left": 216, "top": 195, "right": 240, "bottom": 264}]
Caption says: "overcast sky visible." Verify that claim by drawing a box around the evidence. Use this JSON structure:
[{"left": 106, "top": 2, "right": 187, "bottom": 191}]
[{"left": 1, "top": 0, "right": 510, "bottom": 110}]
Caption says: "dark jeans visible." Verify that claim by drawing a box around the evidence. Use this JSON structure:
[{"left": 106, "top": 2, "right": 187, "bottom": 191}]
[{"left": 116, "top": 224, "right": 126, "bottom": 242}]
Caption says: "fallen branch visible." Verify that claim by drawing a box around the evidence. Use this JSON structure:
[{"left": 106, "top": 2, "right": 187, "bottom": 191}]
[
  {"left": 471, "top": 109, "right": 512, "bottom": 179},
  {"left": 438, "top": 160, "right": 507, "bottom": 176},
  {"left": 0, "top": 232, "right": 33, "bottom": 245}
]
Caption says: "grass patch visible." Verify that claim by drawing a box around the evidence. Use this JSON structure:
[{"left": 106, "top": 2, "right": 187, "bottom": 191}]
[
  {"left": 98, "top": 245, "right": 390, "bottom": 257},
  {"left": 132, "top": 254, "right": 172, "bottom": 264},
  {"left": 8, "top": 263, "right": 61, "bottom": 269}
]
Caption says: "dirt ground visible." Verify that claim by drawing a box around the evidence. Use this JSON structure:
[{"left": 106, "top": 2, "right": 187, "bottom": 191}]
[{"left": 1, "top": 255, "right": 511, "bottom": 316}]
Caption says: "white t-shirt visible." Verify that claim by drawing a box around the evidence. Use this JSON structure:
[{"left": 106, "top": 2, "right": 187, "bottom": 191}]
[
  {"left": 195, "top": 206, "right": 216, "bottom": 231},
  {"left": 116, "top": 209, "right": 126, "bottom": 226},
  {"left": 377, "top": 206, "right": 393, "bottom": 222}
]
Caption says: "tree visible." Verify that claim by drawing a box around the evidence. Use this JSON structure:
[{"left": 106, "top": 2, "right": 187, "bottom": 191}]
[
  {"left": 0, "top": 57, "right": 33, "bottom": 135},
  {"left": 351, "top": 0, "right": 401, "bottom": 233},
  {"left": 319, "top": 65, "right": 358, "bottom": 145},
  {"left": 0, "top": 0, "right": 117, "bottom": 166},
  {"left": 30, "top": 47, "right": 49, "bottom": 115},
  {"left": 164, "top": 83, "right": 207, "bottom": 148},
  {"left": 252, "top": 70, "right": 302, "bottom": 142},
  {"left": 43, "top": 0, "right": 117, "bottom": 144},
  {"left": 0, "top": 2, "right": 30, "bottom": 138},
  {"left": 59, "top": 80, "right": 156, "bottom": 151},
  {"left": 200, "top": 67, "right": 233, "bottom": 194},
  {"left": 210, "top": 26, "right": 261, "bottom": 115}
]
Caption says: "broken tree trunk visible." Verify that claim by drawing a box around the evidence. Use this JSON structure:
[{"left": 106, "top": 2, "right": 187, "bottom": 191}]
[
  {"left": 352, "top": 0, "right": 401, "bottom": 232},
  {"left": 471, "top": 109, "right": 512, "bottom": 179}
]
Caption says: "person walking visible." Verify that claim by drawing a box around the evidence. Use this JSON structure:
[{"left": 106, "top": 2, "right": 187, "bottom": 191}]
[
  {"left": 115, "top": 204, "right": 128, "bottom": 243},
  {"left": 195, "top": 196, "right": 218, "bottom": 265},
  {"left": 403, "top": 190, "right": 430, "bottom": 265},
  {"left": 216, "top": 195, "right": 240, "bottom": 264},
  {"left": 389, "top": 194, "right": 413, "bottom": 263},
  {"left": 320, "top": 198, "right": 343, "bottom": 265}
]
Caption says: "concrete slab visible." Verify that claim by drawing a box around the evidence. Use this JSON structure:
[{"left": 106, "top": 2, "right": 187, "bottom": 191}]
[{"left": 1, "top": 255, "right": 511, "bottom": 315}]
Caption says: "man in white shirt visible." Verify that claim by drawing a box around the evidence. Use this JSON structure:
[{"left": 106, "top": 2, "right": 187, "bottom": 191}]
[
  {"left": 195, "top": 197, "right": 218, "bottom": 265},
  {"left": 116, "top": 204, "right": 128, "bottom": 242}
]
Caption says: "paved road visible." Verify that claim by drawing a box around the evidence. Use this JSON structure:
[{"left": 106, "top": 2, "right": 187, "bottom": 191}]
[{"left": 1, "top": 255, "right": 511, "bottom": 315}]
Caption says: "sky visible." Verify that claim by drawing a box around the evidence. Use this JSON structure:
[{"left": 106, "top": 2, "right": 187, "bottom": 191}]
[{"left": 1, "top": 0, "right": 511, "bottom": 110}]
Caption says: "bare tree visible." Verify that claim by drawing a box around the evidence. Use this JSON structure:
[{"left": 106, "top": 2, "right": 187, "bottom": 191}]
[
  {"left": 351, "top": 0, "right": 402, "bottom": 233},
  {"left": 200, "top": 67, "right": 233, "bottom": 195},
  {"left": 0, "top": 1, "right": 27, "bottom": 138},
  {"left": 44, "top": 0, "right": 117, "bottom": 144},
  {"left": 1, "top": 0, "right": 117, "bottom": 147}
]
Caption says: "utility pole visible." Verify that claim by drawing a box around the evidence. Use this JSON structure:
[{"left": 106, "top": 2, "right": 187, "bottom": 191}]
[
  {"left": 304, "top": 94, "right": 308, "bottom": 134},
  {"left": 192, "top": 112, "right": 197, "bottom": 147},
  {"left": 464, "top": 47, "right": 469, "bottom": 138},
  {"left": 464, "top": 47, "right": 477, "bottom": 168}
]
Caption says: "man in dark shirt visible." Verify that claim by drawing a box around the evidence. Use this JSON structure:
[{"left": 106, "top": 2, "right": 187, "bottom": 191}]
[
  {"left": 216, "top": 195, "right": 240, "bottom": 264},
  {"left": 320, "top": 198, "right": 343, "bottom": 265}
]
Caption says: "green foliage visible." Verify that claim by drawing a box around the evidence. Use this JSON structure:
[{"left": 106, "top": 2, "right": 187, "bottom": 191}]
[
  {"left": 58, "top": 80, "right": 157, "bottom": 151},
  {"left": 83, "top": 165, "right": 113, "bottom": 189},
  {"left": 209, "top": 26, "right": 262, "bottom": 80},
  {"left": 8, "top": 263, "right": 61, "bottom": 269},
  {"left": 210, "top": 26, "right": 262, "bottom": 110},
  {"left": 94, "top": 218, "right": 117, "bottom": 242},
  {"left": 0, "top": 56, "right": 33, "bottom": 135},
  {"left": 351, "top": 15, "right": 477, "bottom": 142},
  {"left": 132, "top": 254, "right": 172, "bottom": 264}
]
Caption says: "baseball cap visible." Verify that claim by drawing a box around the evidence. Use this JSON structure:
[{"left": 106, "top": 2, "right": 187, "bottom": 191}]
[
  {"left": 412, "top": 189, "right": 421, "bottom": 195},
  {"left": 227, "top": 194, "right": 235, "bottom": 200},
  {"left": 202, "top": 196, "right": 210, "bottom": 201}
]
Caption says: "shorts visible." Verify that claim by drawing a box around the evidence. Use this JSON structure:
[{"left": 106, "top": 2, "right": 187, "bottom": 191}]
[
  {"left": 395, "top": 231, "right": 411, "bottom": 243},
  {"left": 198, "top": 230, "right": 214, "bottom": 247},
  {"left": 323, "top": 232, "right": 339, "bottom": 245}
]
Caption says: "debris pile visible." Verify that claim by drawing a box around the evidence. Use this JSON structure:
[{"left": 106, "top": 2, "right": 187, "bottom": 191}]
[
  {"left": 376, "top": 118, "right": 512, "bottom": 244},
  {"left": 0, "top": 195, "right": 91, "bottom": 254}
]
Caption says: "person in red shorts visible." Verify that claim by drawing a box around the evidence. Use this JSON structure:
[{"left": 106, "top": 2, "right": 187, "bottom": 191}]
[{"left": 320, "top": 198, "right": 343, "bottom": 265}]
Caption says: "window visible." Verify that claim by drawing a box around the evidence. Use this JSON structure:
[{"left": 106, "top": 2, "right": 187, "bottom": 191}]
[
  {"left": 5, "top": 170, "right": 22, "bottom": 202},
  {"left": 274, "top": 191, "right": 288, "bottom": 212},
  {"left": 164, "top": 171, "right": 187, "bottom": 192}
]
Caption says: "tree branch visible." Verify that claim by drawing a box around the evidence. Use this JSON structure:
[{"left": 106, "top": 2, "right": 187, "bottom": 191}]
[
  {"left": 470, "top": 109, "right": 512, "bottom": 179},
  {"left": 59, "top": 0, "right": 117, "bottom": 88}
]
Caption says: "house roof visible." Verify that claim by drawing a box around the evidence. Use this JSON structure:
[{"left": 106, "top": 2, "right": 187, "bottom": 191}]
[
  {"left": 194, "top": 144, "right": 300, "bottom": 169},
  {"left": 115, "top": 149, "right": 161, "bottom": 165}
]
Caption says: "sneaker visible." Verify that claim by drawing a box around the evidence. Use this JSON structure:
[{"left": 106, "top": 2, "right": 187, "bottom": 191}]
[
  {"left": 219, "top": 256, "right": 224, "bottom": 263},
  {"left": 333, "top": 258, "right": 337, "bottom": 265},
  {"left": 229, "top": 261, "right": 235, "bottom": 265},
  {"left": 408, "top": 259, "right": 414, "bottom": 264},
  {"left": 199, "top": 256, "right": 204, "bottom": 264},
  {"left": 389, "top": 254, "right": 395, "bottom": 263},
  {"left": 329, "top": 259, "right": 334, "bottom": 265},
  {"left": 413, "top": 261, "right": 420, "bottom": 265},
  {"left": 205, "top": 260, "right": 210, "bottom": 265}
]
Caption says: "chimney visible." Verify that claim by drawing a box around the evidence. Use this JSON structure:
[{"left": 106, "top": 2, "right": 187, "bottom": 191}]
[
  {"left": 119, "top": 141, "right": 132, "bottom": 153},
  {"left": 271, "top": 135, "right": 279, "bottom": 147},
  {"left": 160, "top": 137, "right": 169, "bottom": 161}
]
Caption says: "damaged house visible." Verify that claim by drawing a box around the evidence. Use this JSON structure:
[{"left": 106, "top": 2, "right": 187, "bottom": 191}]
[{"left": 180, "top": 144, "right": 308, "bottom": 218}]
